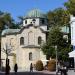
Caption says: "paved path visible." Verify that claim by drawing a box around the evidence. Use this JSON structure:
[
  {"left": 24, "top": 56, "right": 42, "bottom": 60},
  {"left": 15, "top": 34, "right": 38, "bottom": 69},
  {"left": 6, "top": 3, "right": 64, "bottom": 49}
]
[
  {"left": 0, "top": 72, "right": 55, "bottom": 75},
  {"left": 67, "top": 70, "right": 75, "bottom": 75},
  {"left": 0, "top": 70, "right": 75, "bottom": 75}
]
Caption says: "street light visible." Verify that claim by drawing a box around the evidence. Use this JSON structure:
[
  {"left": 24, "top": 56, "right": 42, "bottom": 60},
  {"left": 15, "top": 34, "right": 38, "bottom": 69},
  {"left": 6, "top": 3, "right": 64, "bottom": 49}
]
[{"left": 55, "top": 45, "right": 58, "bottom": 74}]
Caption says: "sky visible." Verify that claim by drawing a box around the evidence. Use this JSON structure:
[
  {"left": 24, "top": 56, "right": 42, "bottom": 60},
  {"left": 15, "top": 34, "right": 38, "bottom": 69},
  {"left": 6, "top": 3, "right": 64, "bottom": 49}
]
[{"left": 0, "top": 0, "right": 68, "bottom": 21}]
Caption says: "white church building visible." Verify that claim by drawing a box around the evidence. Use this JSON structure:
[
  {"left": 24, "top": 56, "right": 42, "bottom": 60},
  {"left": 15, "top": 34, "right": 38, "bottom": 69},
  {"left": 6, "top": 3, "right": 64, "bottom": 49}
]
[
  {"left": 1, "top": 9, "right": 69, "bottom": 71},
  {"left": 1, "top": 9, "right": 47, "bottom": 71}
]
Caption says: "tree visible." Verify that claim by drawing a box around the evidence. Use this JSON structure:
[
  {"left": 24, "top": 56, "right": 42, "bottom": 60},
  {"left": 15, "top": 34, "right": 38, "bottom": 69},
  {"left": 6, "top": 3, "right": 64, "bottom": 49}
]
[
  {"left": 41, "top": 43, "right": 55, "bottom": 59},
  {"left": 41, "top": 26, "right": 63, "bottom": 59},
  {"left": 17, "top": 16, "right": 24, "bottom": 28},
  {"left": 0, "top": 12, "right": 20, "bottom": 33},
  {"left": 47, "top": 8, "right": 70, "bottom": 27},
  {"left": 64, "top": 0, "right": 75, "bottom": 16},
  {"left": 0, "top": 11, "right": 5, "bottom": 32},
  {"left": 46, "top": 6, "right": 72, "bottom": 61},
  {"left": 41, "top": 26, "right": 71, "bottom": 61}
]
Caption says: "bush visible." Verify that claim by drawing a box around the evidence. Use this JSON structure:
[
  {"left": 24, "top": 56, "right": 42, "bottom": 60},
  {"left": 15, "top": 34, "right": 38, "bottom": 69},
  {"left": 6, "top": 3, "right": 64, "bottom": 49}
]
[
  {"left": 35, "top": 60, "right": 43, "bottom": 71},
  {"left": 47, "top": 59, "right": 56, "bottom": 71}
]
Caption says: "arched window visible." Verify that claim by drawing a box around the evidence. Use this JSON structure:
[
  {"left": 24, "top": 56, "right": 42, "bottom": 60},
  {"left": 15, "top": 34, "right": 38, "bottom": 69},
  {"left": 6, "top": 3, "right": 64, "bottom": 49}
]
[
  {"left": 25, "top": 20, "right": 27, "bottom": 24},
  {"left": 20, "top": 37, "right": 24, "bottom": 45},
  {"left": 38, "top": 36, "right": 42, "bottom": 45},
  {"left": 29, "top": 52, "right": 32, "bottom": 60}
]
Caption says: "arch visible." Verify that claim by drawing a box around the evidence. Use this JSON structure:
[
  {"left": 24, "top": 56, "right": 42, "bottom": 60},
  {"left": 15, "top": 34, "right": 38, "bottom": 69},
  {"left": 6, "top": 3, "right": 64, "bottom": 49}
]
[
  {"left": 29, "top": 52, "right": 32, "bottom": 60},
  {"left": 38, "top": 36, "right": 42, "bottom": 45},
  {"left": 20, "top": 37, "right": 24, "bottom": 45}
]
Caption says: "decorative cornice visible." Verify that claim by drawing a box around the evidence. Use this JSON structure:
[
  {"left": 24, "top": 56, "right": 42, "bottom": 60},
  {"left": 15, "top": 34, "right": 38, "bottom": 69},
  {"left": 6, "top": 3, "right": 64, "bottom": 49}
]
[{"left": 21, "top": 45, "right": 40, "bottom": 48}]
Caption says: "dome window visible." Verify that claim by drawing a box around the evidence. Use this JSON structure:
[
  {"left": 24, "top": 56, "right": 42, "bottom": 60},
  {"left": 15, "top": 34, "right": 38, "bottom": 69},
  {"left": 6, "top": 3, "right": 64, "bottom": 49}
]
[
  {"left": 25, "top": 20, "right": 27, "bottom": 24},
  {"left": 32, "top": 19, "right": 36, "bottom": 23}
]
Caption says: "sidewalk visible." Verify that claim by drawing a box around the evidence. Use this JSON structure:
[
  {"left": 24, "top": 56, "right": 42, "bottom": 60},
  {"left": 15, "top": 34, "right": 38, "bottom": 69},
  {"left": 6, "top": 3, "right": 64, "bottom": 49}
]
[
  {"left": 34, "top": 70, "right": 56, "bottom": 75},
  {"left": 68, "top": 70, "right": 75, "bottom": 75},
  {"left": 0, "top": 70, "right": 56, "bottom": 75}
]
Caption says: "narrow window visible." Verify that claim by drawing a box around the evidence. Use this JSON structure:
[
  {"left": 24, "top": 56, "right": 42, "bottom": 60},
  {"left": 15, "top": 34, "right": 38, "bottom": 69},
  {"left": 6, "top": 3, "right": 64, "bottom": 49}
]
[
  {"left": 41, "top": 19, "right": 45, "bottom": 24},
  {"left": 25, "top": 20, "right": 27, "bottom": 24},
  {"left": 38, "top": 36, "right": 42, "bottom": 45},
  {"left": 29, "top": 52, "right": 32, "bottom": 60},
  {"left": 20, "top": 37, "right": 24, "bottom": 45},
  {"left": 32, "top": 19, "right": 36, "bottom": 23}
]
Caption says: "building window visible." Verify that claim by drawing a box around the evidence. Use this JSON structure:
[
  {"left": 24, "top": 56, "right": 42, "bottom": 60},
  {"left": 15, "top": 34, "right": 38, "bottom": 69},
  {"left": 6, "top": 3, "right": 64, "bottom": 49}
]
[
  {"left": 29, "top": 52, "right": 32, "bottom": 60},
  {"left": 32, "top": 19, "right": 36, "bottom": 23},
  {"left": 41, "top": 19, "right": 45, "bottom": 24},
  {"left": 38, "top": 36, "right": 42, "bottom": 45},
  {"left": 20, "top": 37, "right": 24, "bottom": 45},
  {"left": 25, "top": 20, "right": 27, "bottom": 24}
]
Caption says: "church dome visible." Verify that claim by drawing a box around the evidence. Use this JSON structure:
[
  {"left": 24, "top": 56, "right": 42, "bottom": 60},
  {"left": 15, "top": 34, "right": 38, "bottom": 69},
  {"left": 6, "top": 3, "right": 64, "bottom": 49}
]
[{"left": 24, "top": 9, "right": 47, "bottom": 18}]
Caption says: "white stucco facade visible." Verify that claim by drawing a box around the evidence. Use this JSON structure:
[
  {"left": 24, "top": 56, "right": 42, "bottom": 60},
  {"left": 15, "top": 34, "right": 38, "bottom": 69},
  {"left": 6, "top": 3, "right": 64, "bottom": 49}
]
[
  {"left": 69, "top": 15, "right": 75, "bottom": 68},
  {"left": 70, "top": 15, "right": 75, "bottom": 46}
]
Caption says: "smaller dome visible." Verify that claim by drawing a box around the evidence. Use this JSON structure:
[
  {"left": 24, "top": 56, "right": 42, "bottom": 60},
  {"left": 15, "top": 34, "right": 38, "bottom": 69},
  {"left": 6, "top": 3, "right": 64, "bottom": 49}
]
[{"left": 24, "top": 9, "right": 47, "bottom": 18}]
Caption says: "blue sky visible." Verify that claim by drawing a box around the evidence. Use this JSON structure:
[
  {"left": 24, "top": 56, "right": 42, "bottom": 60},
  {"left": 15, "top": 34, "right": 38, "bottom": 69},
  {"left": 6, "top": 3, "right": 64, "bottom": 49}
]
[{"left": 0, "top": 0, "right": 68, "bottom": 21}]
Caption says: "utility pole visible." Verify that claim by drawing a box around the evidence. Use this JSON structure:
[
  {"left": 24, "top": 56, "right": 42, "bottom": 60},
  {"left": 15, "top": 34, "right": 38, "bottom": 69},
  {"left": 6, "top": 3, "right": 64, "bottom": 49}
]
[{"left": 55, "top": 45, "right": 58, "bottom": 75}]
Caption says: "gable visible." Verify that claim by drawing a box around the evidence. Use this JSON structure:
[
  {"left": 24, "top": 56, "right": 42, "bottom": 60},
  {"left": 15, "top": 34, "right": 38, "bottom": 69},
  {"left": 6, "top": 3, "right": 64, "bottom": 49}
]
[{"left": 1, "top": 24, "right": 47, "bottom": 37}]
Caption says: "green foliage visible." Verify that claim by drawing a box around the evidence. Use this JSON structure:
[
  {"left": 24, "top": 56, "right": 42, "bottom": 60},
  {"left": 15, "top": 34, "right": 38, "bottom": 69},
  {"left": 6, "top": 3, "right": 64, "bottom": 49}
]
[
  {"left": 0, "top": 11, "right": 20, "bottom": 33},
  {"left": 64, "top": 0, "right": 75, "bottom": 15},
  {"left": 47, "top": 59, "right": 56, "bottom": 71},
  {"left": 41, "top": 26, "right": 63, "bottom": 59},
  {"left": 43, "top": 2, "right": 73, "bottom": 61},
  {"left": 48, "top": 26, "right": 63, "bottom": 46},
  {"left": 41, "top": 26, "right": 72, "bottom": 61},
  {"left": 41, "top": 43, "right": 55, "bottom": 59},
  {"left": 35, "top": 60, "right": 43, "bottom": 71},
  {"left": 47, "top": 8, "right": 70, "bottom": 27},
  {"left": 18, "top": 16, "right": 24, "bottom": 25}
]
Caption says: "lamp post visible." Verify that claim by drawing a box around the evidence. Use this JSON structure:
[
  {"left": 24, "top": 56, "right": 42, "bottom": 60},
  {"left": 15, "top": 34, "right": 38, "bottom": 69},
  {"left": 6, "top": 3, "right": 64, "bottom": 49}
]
[{"left": 55, "top": 45, "right": 58, "bottom": 74}]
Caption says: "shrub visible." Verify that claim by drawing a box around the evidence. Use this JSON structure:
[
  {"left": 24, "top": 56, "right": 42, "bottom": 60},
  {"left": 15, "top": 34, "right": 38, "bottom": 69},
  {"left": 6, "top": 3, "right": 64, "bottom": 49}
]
[
  {"left": 47, "top": 59, "right": 56, "bottom": 71},
  {"left": 35, "top": 60, "right": 43, "bottom": 71}
]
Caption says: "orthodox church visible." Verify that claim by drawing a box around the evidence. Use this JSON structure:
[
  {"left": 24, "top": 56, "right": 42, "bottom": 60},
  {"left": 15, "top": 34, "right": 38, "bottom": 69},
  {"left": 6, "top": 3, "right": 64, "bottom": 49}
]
[
  {"left": 1, "top": 9, "right": 48, "bottom": 71},
  {"left": 1, "top": 9, "right": 69, "bottom": 71}
]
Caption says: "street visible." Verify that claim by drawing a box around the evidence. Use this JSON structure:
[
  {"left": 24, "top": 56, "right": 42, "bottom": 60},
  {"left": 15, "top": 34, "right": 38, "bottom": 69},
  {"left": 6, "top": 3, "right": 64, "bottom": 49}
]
[
  {"left": 0, "top": 70, "right": 75, "bottom": 75},
  {"left": 0, "top": 72, "right": 55, "bottom": 75},
  {"left": 67, "top": 70, "right": 75, "bottom": 75}
]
